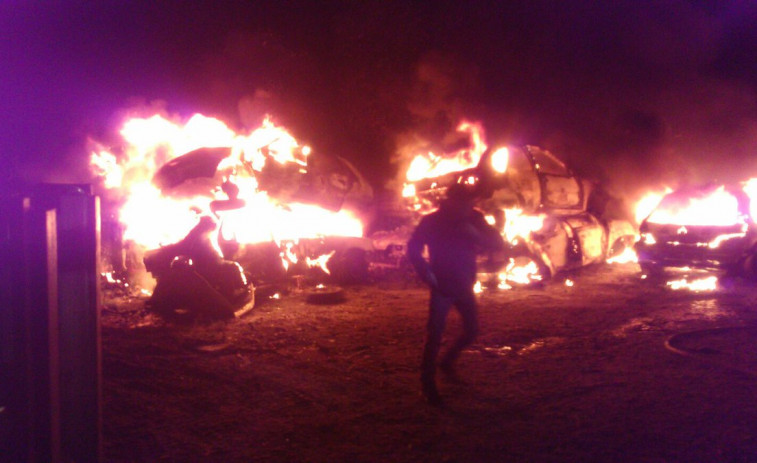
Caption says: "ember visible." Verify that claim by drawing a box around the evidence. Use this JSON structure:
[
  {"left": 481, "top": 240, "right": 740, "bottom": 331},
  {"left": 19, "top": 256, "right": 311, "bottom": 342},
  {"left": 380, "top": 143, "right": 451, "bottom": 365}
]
[{"left": 666, "top": 275, "right": 718, "bottom": 292}]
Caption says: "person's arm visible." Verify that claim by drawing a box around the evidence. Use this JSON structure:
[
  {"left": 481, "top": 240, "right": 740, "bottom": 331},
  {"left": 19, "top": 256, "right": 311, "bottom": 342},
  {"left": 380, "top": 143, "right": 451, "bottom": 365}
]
[{"left": 406, "top": 220, "right": 438, "bottom": 288}]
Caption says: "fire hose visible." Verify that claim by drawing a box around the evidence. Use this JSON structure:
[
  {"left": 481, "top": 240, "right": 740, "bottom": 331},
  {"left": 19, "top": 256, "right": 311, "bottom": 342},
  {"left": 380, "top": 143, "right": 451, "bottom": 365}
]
[{"left": 664, "top": 326, "right": 757, "bottom": 378}]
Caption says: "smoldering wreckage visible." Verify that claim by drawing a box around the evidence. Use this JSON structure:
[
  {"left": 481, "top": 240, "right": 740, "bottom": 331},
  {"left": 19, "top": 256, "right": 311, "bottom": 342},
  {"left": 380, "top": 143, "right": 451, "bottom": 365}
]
[{"left": 95, "top": 115, "right": 757, "bottom": 323}]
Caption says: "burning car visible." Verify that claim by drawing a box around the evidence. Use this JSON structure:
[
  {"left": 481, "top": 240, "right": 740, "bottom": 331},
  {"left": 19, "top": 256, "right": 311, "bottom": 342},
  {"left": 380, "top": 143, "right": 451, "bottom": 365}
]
[
  {"left": 91, "top": 113, "right": 375, "bottom": 316},
  {"left": 401, "top": 138, "right": 637, "bottom": 287},
  {"left": 635, "top": 183, "right": 757, "bottom": 278}
]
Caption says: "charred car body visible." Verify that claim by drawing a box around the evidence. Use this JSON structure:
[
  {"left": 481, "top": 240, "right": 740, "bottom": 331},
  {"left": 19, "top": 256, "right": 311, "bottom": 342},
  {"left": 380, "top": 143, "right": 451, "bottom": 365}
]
[
  {"left": 135, "top": 144, "right": 375, "bottom": 318},
  {"left": 404, "top": 145, "right": 636, "bottom": 285},
  {"left": 635, "top": 183, "right": 757, "bottom": 278},
  {"left": 143, "top": 216, "right": 254, "bottom": 320}
]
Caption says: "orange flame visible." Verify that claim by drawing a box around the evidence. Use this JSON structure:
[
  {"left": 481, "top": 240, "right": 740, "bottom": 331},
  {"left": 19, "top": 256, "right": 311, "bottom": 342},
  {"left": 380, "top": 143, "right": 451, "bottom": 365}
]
[
  {"left": 404, "top": 120, "right": 487, "bottom": 183},
  {"left": 646, "top": 185, "right": 746, "bottom": 227},
  {"left": 666, "top": 276, "right": 718, "bottom": 292},
  {"left": 498, "top": 258, "right": 542, "bottom": 288},
  {"left": 502, "top": 208, "right": 545, "bottom": 244},
  {"left": 307, "top": 251, "right": 336, "bottom": 275},
  {"left": 606, "top": 246, "right": 638, "bottom": 264},
  {"left": 91, "top": 113, "right": 363, "bottom": 253},
  {"left": 742, "top": 178, "right": 757, "bottom": 219},
  {"left": 634, "top": 188, "right": 672, "bottom": 225}
]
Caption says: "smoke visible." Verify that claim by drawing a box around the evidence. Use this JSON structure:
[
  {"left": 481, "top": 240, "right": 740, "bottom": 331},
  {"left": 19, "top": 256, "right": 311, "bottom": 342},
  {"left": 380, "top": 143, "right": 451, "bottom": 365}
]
[
  {"left": 389, "top": 0, "right": 757, "bottom": 215},
  {"left": 2, "top": 0, "right": 756, "bottom": 208},
  {"left": 388, "top": 51, "right": 486, "bottom": 191}
]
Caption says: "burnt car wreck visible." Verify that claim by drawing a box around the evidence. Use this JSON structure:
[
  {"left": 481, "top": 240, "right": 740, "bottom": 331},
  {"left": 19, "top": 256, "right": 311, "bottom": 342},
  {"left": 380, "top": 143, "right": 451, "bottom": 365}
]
[
  {"left": 95, "top": 112, "right": 644, "bottom": 322},
  {"left": 636, "top": 183, "right": 757, "bottom": 279},
  {"left": 402, "top": 145, "right": 637, "bottom": 286},
  {"left": 110, "top": 139, "right": 376, "bottom": 320},
  {"left": 143, "top": 216, "right": 254, "bottom": 321}
]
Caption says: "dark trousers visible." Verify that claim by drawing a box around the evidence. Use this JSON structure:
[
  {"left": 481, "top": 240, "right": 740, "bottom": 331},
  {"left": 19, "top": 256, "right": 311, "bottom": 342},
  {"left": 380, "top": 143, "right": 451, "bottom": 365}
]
[{"left": 421, "top": 288, "right": 479, "bottom": 383}]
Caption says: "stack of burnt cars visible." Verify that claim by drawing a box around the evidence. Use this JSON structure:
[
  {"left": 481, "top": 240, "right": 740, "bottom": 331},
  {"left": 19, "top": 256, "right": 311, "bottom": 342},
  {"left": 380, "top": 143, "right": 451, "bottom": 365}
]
[{"left": 397, "top": 145, "right": 637, "bottom": 286}]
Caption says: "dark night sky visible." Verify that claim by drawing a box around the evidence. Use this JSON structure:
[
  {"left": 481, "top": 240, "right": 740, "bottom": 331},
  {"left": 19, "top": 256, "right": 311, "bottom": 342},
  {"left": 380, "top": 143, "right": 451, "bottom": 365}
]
[{"left": 2, "top": 0, "right": 756, "bottom": 200}]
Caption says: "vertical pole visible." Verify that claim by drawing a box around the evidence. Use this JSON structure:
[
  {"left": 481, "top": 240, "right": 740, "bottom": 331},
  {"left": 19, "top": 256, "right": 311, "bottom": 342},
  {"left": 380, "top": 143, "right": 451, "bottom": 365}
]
[
  {"left": 0, "top": 193, "right": 26, "bottom": 460},
  {"left": 18, "top": 197, "right": 60, "bottom": 462},
  {"left": 0, "top": 185, "right": 101, "bottom": 462},
  {"left": 55, "top": 189, "right": 102, "bottom": 463}
]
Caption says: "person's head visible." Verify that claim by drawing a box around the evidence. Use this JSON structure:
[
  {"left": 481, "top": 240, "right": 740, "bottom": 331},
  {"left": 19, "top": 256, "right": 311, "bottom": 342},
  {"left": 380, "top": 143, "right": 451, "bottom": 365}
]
[
  {"left": 445, "top": 182, "right": 476, "bottom": 202},
  {"left": 442, "top": 182, "right": 477, "bottom": 211}
]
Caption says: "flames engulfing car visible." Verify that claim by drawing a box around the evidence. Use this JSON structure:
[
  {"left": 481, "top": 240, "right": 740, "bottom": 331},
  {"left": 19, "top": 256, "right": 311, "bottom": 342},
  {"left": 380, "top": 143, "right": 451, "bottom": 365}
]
[
  {"left": 146, "top": 144, "right": 375, "bottom": 293},
  {"left": 406, "top": 145, "right": 636, "bottom": 284},
  {"left": 635, "top": 183, "right": 757, "bottom": 277}
]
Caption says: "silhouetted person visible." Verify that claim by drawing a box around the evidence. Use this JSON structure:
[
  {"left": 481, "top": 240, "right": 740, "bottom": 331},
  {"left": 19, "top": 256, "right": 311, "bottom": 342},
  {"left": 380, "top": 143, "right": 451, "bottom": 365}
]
[{"left": 407, "top": 183, "right": 505, "bottom": 406}]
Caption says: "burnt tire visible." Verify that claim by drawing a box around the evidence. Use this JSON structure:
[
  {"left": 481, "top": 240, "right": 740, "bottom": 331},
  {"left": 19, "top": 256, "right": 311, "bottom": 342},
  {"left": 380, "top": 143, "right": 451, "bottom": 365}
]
[
  {"left": 305, "top": 285, "right": 346, "bottom": 305},
  {"left": 607, "top": 237, "right": 633, "bottom": 260}
]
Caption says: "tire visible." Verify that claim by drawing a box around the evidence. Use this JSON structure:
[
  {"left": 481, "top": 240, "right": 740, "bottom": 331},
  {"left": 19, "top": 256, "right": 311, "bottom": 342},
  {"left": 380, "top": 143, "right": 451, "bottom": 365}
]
[
  {"left": 305, "top": 285, "right": 346, "bottom": 305},
  {"left": 607, "top": 237, "right": 632, "bottom": 260}
]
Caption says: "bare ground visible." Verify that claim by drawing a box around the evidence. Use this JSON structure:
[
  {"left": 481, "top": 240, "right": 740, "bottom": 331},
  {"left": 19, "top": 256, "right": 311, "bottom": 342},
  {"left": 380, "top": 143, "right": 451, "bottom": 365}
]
[{"left": 102, "top": 263, "right": 757, "bottom": 462}]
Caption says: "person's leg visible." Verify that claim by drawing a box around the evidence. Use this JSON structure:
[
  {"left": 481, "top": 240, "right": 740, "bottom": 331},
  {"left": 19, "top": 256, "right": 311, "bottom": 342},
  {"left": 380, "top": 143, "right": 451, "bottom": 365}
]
[
  {"left": 421, "top": 289, "right": 452, "bottom": 404},
  {"left": 439, "top": 291, "right": 479, "bottom": 373}
]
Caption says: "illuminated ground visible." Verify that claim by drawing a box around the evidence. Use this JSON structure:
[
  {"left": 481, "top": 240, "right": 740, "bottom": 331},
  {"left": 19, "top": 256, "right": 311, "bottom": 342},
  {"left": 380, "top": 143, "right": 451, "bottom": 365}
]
[{"left": 101, "top": 263, "right": 757, "bottom": 462}]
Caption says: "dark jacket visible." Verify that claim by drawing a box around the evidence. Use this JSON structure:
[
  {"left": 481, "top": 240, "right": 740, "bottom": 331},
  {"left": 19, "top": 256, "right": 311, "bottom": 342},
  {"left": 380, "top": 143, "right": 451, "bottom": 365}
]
[{"left": 407, "top": 197, "right": 505, "bottom": 296}]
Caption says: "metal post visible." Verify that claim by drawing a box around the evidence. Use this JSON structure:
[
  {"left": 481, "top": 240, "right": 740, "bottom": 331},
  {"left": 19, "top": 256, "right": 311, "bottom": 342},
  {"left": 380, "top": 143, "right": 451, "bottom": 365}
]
[
  {"left": 0, "top": 193, "right": 60, "bottom": 462},
  {"left": 53, "top": 188, "right": 102, "bottom": 463},
  {"left": 0, "top": 184, "right": 102, "bottom": 462}
]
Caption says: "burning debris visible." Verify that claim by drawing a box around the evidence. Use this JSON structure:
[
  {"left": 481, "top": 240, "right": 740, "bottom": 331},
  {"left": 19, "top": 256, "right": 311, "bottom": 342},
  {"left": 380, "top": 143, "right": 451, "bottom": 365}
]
[
  {"left": 143, "top": 216, "right": 254, "bottom": 320},
  {"left": 89, "top": 111, "right": 652, "bottom": 316}
]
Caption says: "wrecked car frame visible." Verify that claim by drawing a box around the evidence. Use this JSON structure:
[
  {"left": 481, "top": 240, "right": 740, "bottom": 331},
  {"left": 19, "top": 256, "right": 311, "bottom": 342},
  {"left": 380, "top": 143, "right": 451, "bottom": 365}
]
[{"left": 401, "top": 145, "right": 637, "bottom": 284}]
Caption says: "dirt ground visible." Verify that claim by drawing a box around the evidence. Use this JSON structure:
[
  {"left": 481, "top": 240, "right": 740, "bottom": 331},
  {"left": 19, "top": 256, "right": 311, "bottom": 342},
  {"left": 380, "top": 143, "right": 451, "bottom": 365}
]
[{"left": 101, "top": 263, "right": 757, "bottom": 462}]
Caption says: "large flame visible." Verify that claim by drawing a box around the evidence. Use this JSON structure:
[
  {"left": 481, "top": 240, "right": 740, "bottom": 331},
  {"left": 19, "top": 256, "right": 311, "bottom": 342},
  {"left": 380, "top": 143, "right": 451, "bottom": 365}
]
[
  {"left": 502, "top": 208, "right": 545, "bottom": 244},
  {"left": 645, "top": 185, "right": 747, "bottom": 227},
  {"left": 634, "top": 188, "right": 672, "bottom": 225},
  {"left": 404, "top": 120, "right": 487, "bottom": 183},
  {"left": 91, "top": 113, "right": 363, "bottom": 253}
]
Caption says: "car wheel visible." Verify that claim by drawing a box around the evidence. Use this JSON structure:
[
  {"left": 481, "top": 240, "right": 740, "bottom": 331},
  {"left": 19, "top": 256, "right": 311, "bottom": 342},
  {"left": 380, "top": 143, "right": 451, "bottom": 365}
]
[{"left": 607, "top": 236, "right": 634, "bottom": 260}]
